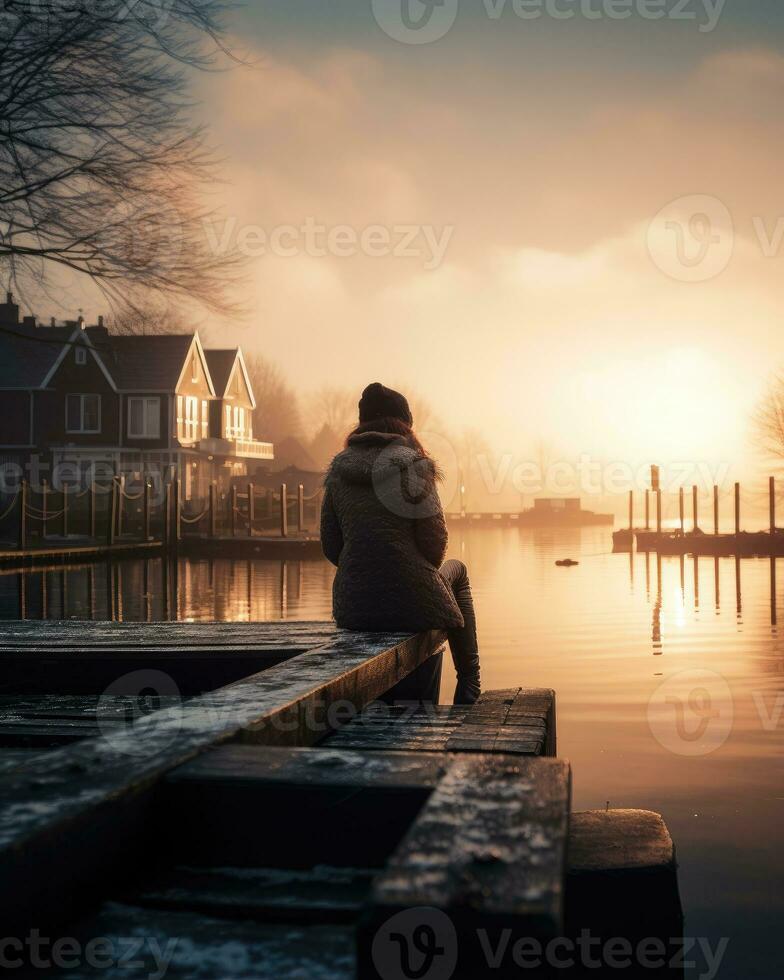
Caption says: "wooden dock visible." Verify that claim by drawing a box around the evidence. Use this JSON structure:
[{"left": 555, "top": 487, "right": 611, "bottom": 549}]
[
  {"left": 0, "top": 621, "right": 682, "bottom": 977},
  {"left": 614, "top": 528, "right": 784, "bottom": 557}
]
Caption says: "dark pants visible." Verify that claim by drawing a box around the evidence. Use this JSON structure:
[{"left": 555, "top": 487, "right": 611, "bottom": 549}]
[{"left": 440, "top": 559, "right": 481, "bottom": 703}]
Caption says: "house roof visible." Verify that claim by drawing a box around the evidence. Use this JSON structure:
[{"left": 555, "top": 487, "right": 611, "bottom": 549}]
[
  {"left": 0, "top": 325, "right": 73, "bottom": 388},
  {"left": 204, "top": 349, "right": 238, "bottom": 396},
  {"left": 108, "top": 334, "right": 196, "bottom": 390}
]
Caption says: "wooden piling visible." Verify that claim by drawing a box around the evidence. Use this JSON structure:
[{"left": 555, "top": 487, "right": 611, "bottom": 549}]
[
  {"left": 163, "top": 482, "right": 171, "bottom": 549},
  {"left": 656, "top": 488, "right": 662, "bottom": 534},
  {"left": 770, "top": 476, "right": 776, "bottom": 536},
  {"left": 89, "top": 481, "right": 96, "bottom": 538},
  {"left": 117, "top": 475, "right": 125, "bottom": 538},
  {"left": 713, "top": 484, "right": 719, "bottom": 535},
  {"left": 62, "top": 484, "right": 68, "bottom": 538},
  {"left": 734, "top": 482, "right": 740, "bottom": 535},
  {"left": 18, "top": 480, "right": 27, "bottom": 550},
  {"left": 679, "top": 487, "right": 684, "bottom": 534},
  {"left": 247, "top": 482, "right": 254, "bottom": 538},
  {"left": 174, "top": 479, "right": 182, "bottom": 543},
  {"left": 143, "top": 480, "right": 151, "bottom": 542},
  {"left": 644, "top": 490, "right": 650, "bottom": 531},
  {"left": 297, "top": 484, "right": 305, "bottom": 533},
  {"left": 692, "top": 484, "right": 698, "bottom": 532},
  {"left": 628, "top": 490, "right": 633, "bottom": 530},
  {"left": 280, "top": 483, "right": 288, "bottom": 538},
  {"left": 41, "top": 479, "right": 47, "bottom": 538},
  {"left": 230, "top": 485, "right": 237, "bottom": 537},
  {"left": 209, "top": 483, "right": 216, "bottom": 538},
  {"left": 107, "top": 478, "right": 118, "bottom": 546}
]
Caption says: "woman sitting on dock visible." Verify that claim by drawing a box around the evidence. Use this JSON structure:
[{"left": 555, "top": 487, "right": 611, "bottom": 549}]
[{"left": 320, "top": 382, "right": 481, "bottom": 704}]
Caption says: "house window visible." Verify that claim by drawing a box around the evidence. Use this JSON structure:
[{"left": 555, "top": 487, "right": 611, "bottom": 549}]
[
  {"left": 201, "top": 400, "right": 209, "bottom": 439},
  {"left": 66, "top": 394, "right": 101, "bottom": 434},
  {"left": 127, "top": 397, "right": 160, "bottom": 438},
  {"left": 177, "top": 395, "right": 199, "bottom": 442},
  {"left": 75, "top": 347, "right": 87, "bottom": 365}
]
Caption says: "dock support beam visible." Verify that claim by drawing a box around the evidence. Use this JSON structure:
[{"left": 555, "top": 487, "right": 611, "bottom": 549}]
[
  {"left": 107, "top": 479, "right": 118, "bottom": 547},
  {"left": 679, "top": 487, "right": 684, "bottom": 534},
  {"left": 298, "top": 483, "right": 305, "bottom": 533},
  {"left": 735, "top": 482, "right": 740, "bottom": 535},
  {"left": 41, "top": 479, "right": 47, "bottom": 538},
  {"left": 280, "top": 483, "right": 288, "bottom": 537},
  {"left": 656, "top": 488, "right": 662, "bottom": 534},
  {"left": 18, "top": 480, "right": 27, "bottom": 550},
  {"left": 770, "top": 476, "right": 776, "bottom": 536},
  {"left": 692, "top": 484, "right": 698, "bottom": 533},
  {"left": 628, "top": 490, "right": 633, "bottom": 530},
  {"left": 62, "top": 484, "right": 68, "bottom": 538},
  {"left": 230, "top": 485, "right": 237, "bottom": 538},
  {"left": 247, "top": 482, "right": 254, "bottom": 538},
  {"left": 714, "top": 484, "right": 719, "bottom": 535},
  {"left": 89, "top": 481, "right": 96, "bottom": 539},
  {"left": 143, "top": 480, "right": 151, "bottom": 542},
  {"left": 209, "top": 484, "right": 216, "bottom": 538},
  {"left": 644, "top": 490, "right": 650, "bottom": 531}
]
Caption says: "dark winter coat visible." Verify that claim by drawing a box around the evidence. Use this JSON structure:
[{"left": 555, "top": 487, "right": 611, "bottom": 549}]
[{"left": 320, "top": 431, "right": 464, "bottom": 632}]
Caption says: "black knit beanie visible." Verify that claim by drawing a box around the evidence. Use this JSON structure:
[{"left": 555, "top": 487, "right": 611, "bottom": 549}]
[{"left": 358, "top": 382, "right": 413, "bottom": 426}]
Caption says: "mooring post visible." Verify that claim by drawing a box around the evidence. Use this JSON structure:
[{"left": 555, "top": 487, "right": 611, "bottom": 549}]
[
  {"left": 18, "top": 479, "right": 27, "bottom": 550},
  {"left": 628, "top": 489, "right": 633, "bottom": 530},
  {"left": 734, "top": 482, "right": 740, "bottom": 535},
  {"left": 298, "top": 483, "right": 305, "bottom": 533},
  {"left": 679, "top": 487, "right": 684, "bottom": 534},
  {"left": 117, "top": 475, "right": 124, "bottom": 539},
  {"left": 62, "top": 483, "right": 68, "bottom": 538},
  {"left": 107, "top": 478, "right": 118, "bottom": 546},
  {"left": 692, "top": 484, "right": 698, "bottom": 533},
  {"left": 713, "top": 484, "right": 719, "bottom": 535},
  {"left": 644, "top": 490, "right": 650, "bottom": 530},
  {"left": 143, "top": 480, "right": 151, "bottom": 542},
  {"left": 163, "top": 482, "right": 171, "bottom": 549},
  {"left": 280, "top": 482, "right": 288, "bottom": 537},
  {"left": 174, "top": 479, "right": 182, "bottom": 543},
  {"left": 89, "top": 481, "right": 96, "bottom": 538},
  {"left": 656, "top": 488, "right": 662, "bottom": 534},
  {"left": 770, "top": 476, "right": 776, "bottom": 537},
  {"left": 41, "top": 479, "right": 47, "bottom": 538},
  {"left": 209, "top": 483, "right": 216, "bottom": 538},
  {"left": 230, "top": 485, "right": 237, "bottom": 537},
  {"left": 247, "top": 482, "right": 254, "bottom": 538}
]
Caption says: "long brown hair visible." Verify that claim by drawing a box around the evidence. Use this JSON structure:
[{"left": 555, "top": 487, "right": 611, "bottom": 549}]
[{"left": 346, "top": 416, "right": 430, "bottom": 460}]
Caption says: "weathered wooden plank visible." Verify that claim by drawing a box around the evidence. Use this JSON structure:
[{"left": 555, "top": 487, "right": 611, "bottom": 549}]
[
  {"left": 358, "top": 756, "right": 571, "bottom": 977},
  {"left": 325, "top": 688, "right": 556, "bottom": 757},
  {"left": 133, "top": 865, "right": 376, "bottom": 922},
  {"left": 566, "top": 810, "right": 684, "bottom": 975},
  {"left": 60, "top": 903, "right": 354, "bottom": 979},
  {"left": 0, "top": 627, "right": 446, "bottom": 935}
]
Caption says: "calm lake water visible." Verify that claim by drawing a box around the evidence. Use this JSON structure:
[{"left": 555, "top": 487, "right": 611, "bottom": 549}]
[{"left": 2, "top": 526, "right": 782, "bottom": 979}]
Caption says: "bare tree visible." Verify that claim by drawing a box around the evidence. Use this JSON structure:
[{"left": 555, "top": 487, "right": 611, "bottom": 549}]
[
  {"left": 307, "top": 385, "right": 357, "bottom": 439},
  {"left": 754, "top": 372, "right": 784, "bottom": 465},
  {"left": 243, "top": 353, "right": 303, "bottom": 445},
  {"left": 0, "top": 1, "right": 245, "bottom": 316},
  {"left": 105, "top": 301, "right": 193, "bottom": 336}
]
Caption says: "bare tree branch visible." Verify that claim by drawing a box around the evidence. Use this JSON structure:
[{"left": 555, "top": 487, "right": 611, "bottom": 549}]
[{"left": 0, "top": 0, "right": 246, "bottom": 316}]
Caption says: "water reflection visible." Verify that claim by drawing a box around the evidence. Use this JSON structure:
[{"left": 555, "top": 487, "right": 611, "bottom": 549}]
[{"left": 0, "top": 557, "right": 335, "bottom": 622}]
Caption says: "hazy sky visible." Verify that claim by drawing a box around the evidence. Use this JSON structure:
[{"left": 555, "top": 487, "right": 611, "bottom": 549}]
[{"left": 82, "top": 2, "right": 784, "bottom": 480}]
